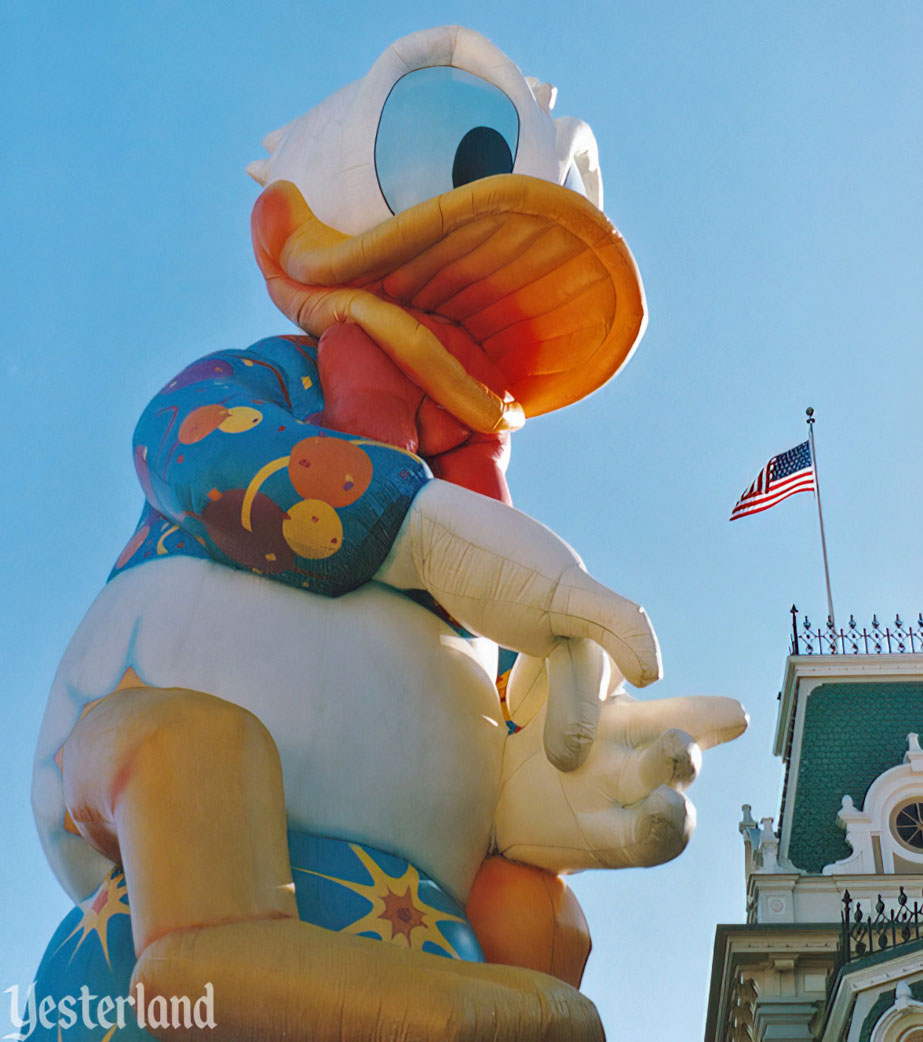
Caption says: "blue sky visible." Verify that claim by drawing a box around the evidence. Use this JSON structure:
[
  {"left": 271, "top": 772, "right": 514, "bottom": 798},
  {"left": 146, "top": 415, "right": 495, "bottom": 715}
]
[{"left": 2, "top": 2, "right": 921, "bottom": 1039}]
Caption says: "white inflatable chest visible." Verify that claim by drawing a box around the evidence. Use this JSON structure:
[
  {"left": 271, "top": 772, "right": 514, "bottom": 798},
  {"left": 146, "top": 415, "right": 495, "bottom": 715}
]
[{"left": 33, "top": 557, "right": 507, "bottom": 904}]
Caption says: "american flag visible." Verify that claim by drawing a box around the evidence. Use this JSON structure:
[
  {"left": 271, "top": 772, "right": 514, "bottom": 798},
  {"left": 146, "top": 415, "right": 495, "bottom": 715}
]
[{"left": 730, "top": 441, "right": 815, "bottom": 520}]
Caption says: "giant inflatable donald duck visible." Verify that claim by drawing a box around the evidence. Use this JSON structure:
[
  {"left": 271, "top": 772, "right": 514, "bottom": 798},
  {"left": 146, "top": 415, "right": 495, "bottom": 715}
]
[{"left": 30, "top": 27, "right": 747, "bottom": 1042}]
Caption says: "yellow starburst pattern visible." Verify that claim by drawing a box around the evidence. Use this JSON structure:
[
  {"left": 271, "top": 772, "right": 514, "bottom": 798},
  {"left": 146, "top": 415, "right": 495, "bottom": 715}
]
[
  {"left": 295, "top": 845, "right": 466, "bottom": 957},
  {"left": 54, "top": 870, "right": 129, "bottom": 970}
]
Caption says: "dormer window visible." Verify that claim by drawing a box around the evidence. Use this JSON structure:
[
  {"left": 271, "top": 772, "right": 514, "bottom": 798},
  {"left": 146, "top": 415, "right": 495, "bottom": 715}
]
[{"left": 892, "top": 800, "right": 923, "bottom": 852}]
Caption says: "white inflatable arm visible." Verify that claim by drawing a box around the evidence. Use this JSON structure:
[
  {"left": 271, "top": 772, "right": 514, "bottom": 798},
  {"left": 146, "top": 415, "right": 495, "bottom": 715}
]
[{"left": 375, "top": 479, "right": 662, "bottom": 769}]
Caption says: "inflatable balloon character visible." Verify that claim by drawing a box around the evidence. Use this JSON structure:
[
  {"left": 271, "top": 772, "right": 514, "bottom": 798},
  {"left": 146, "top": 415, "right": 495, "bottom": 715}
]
[{"left": 30, "top": 26, "right": 747, "bottom": 1042}]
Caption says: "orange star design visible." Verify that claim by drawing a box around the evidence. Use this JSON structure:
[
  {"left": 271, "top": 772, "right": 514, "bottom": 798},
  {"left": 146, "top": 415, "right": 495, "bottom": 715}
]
[
  {"left": 294, "top": 844, "right": 466, "bottom": 956},
  {"left": 378, "top": 888, "right": 427, "bottom": 942}
]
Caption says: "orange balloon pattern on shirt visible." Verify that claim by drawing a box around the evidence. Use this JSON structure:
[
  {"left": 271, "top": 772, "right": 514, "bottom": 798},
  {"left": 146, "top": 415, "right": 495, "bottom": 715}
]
[
  {"left": 288, "top": 437, "right": 373, "bottom": 507},
  {"left": 179, "top": 404, "right": 232, "bottom": 444}
]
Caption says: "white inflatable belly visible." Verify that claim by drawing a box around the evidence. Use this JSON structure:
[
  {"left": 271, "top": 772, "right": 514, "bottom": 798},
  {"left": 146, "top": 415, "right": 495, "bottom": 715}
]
[{"left": 33, "top": 556, "right": 507, "bottom": 904}]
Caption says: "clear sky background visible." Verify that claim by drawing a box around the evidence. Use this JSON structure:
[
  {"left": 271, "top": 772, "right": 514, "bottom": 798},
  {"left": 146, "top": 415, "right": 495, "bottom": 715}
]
[{"left": 2, "top": 2, "right": 921, "bottom": 1039}]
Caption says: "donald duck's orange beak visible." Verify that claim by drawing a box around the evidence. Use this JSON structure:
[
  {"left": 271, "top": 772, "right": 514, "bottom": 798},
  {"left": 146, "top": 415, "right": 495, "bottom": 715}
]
[{"left": 252, "top": 174, "right": 646, "bottom": 435}]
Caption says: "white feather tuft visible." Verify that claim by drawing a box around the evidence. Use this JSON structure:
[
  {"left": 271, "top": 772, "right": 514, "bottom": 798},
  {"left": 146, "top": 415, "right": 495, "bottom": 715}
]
[
  {"left": 246, "top": 159, "right": 270, "bottom": 185},
  {"left": 525, "top": 76, "right": 557, "bottom": 113},
  {"left": 261, "top": 126, "right": 288, "bottom": 154}
]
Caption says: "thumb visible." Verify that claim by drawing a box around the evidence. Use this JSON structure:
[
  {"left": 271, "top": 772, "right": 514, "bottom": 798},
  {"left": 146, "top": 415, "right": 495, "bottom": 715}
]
[{"left": 543, "top": 639, "right": 610, "bottom": 771}]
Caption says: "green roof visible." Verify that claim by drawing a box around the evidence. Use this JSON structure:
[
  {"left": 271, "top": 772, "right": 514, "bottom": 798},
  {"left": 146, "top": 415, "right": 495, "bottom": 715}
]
[{"left": 787, "top": 682, "right": 923, "bottom": 873}]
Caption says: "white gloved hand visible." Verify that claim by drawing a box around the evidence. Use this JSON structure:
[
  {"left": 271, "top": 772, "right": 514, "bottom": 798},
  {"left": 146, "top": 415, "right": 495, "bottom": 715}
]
[{"left": 494, "top": 656, "right": 748, "bottom": 873}]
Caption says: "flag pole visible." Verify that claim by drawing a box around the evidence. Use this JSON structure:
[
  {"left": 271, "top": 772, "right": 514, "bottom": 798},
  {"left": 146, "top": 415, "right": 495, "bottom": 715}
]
[{"left": 806, "top": 407, "right": 835, "bottom": 628}]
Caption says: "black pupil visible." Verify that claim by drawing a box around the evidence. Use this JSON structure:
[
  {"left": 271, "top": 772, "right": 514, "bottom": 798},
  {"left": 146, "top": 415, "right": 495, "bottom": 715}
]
[{"left": 452, "top": 126, "right": 513, "bottom": 188}]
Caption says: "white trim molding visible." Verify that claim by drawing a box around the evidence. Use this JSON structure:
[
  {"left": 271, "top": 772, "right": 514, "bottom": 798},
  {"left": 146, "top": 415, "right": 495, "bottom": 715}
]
[{"left": 825, "top": 735, "right": 923, "bottom": 875}]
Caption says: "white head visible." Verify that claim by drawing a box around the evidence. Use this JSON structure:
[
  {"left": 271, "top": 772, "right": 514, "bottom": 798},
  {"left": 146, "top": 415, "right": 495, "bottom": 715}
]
[{"left": 247, "top": 25, "right": 603, "bottom": 236}]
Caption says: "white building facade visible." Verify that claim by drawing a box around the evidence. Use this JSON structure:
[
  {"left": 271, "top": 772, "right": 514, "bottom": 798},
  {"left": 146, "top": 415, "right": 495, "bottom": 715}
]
[{"left": 705, "top": 614, "right": 923, "bottom": 1042}]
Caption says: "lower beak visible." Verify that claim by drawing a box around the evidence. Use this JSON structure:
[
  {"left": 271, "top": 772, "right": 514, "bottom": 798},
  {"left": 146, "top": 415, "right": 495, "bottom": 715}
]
[{"left": 252, "top": 174, "right": 645, "bottom": 435}]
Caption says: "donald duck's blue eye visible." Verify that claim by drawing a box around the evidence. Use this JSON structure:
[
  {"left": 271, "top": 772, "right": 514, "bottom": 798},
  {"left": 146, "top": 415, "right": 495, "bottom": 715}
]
[{"left": 375, "top": 67, "right": 520, "bottom": 214}]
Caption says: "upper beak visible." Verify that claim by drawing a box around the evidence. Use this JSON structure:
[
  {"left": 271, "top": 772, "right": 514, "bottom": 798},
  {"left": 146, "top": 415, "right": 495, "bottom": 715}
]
[{"left": 252, "top": 174, "right": 646, "bottom": 435}]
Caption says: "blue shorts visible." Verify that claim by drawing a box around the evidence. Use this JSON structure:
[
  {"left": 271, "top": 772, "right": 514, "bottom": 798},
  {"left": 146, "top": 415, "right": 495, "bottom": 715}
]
[{"left": 28, "top": 831, "right": 484, "bottom": 1040}]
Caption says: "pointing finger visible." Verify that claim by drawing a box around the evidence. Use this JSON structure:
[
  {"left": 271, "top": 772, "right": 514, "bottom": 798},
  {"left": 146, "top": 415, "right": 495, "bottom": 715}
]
[{"left": 605, "top": 694, "right": 749, "bottom": 751}]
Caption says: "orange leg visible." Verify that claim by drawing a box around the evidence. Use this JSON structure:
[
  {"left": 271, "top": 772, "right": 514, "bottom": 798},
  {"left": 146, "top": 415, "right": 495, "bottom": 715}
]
[{"left": 60, "top": 685, "right": 604, "bottom": 1041}]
